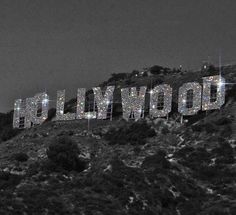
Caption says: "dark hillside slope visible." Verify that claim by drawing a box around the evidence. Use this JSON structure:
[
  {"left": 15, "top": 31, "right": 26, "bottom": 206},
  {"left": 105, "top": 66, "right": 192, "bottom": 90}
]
[{"left": 0, "top": 65, "right": 235, "bottom": 214}]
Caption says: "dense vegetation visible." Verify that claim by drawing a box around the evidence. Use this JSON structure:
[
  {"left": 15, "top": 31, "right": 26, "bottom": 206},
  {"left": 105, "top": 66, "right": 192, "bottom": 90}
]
[
  {"left": 0, "top": 111, "right": 21, "bottom": 142},
  {"left": 105, "top": 120, "right": 156, "bottom": 145},
  {"left": 46, "top": 136, "right": 87, "bottom": 172}
]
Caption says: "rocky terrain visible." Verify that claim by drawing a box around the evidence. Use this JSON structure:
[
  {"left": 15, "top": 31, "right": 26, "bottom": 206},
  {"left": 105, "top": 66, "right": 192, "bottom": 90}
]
[{"left": 0, "top": 65, "right": 235, "bottom": 214}]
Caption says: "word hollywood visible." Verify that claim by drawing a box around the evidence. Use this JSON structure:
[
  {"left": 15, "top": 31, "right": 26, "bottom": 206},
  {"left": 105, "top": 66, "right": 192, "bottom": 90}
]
[{"left": 13, "top": 75, "right": 225, "bottom": 129}]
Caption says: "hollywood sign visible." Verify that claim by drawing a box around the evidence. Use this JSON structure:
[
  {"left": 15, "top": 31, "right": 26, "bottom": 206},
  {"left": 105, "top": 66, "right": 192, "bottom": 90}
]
[{"left": 13, "top": 75, "right": 225, "bottom": 129}]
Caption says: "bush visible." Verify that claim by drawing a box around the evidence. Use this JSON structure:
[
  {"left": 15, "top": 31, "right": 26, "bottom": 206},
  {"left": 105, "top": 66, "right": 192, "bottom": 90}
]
[
  {"left": 108, "top": 73, "right": 128, "bottom": 82},
  {"left": 45, "top": 108, "right": 56, "bottom": 122},
  {"left": 215, "top": 117, "right": 232, "bottom": 125},
  {"left": 142, "top": 150, "right": 170, "bottom": 170},
  {"left": 0, "top": 171, "right": 22, "bottom": 189},
  {"left": 191, "top": 124, "right": 203, "bottom": 132},
  {"left": 46, "top": 136, "right": 86, "bottom": 172},
  {"left": 161, "top": 126, "right": 169, "bottom": 135},
  {"left": 1, "top": 127, "right": 20, "bottom": 142},
  {"left": 105, "top": 121, "right": 156, "bottom": 145},
  {"left": 213, "top": 141, "right": 235, "bottom": 164},
  {"left": 204, "top": 123, "right": 218, "bottom": 133},
  {"left": 40, "top": 159, "right": 64, "bottom": 174},
  {"left": 220, "top": 125, "right": 232, "bottom": 138},
  {"left": 12, "top": 152, "right": 29, "bottom": 162}
]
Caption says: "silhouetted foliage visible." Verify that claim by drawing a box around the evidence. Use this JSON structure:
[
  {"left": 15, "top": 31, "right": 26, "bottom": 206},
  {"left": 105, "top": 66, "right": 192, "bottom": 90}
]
[
  {"left": 226, "top": 83, "right": 236, "bottom": 101},
  {"left": 1, "top": 127, "right": 20, "bottom": 142},
  {"left": 108, "top": 73, "right": 128, "bottom": 83},
  {"left": 207, "top": 64, "right": 216, "bottom": 74},
  {"left": 105, "top": 121, "right": 156, "bottom": 145},
  {"left": 47, "top": 136, "right": 86, "bottom": 172},
  {"left": 0, "top": 111, "right": 13, "bottom": 129},
  {"left": 220, "top": 124, "right": 232, "bottom": 138},
  {"left": 204, "top": 122, "right": 218, "bottom": 133},
  {"left": 149, "top": 65, "right": 169, "bottom": 74},
  {"left": 161, "top": 126, "right": 169, "bottom": 134},
  {"left": 12, "top": 152, "right": 29, "bottom": 162},
  {"left": 45, "top": 108, "right": 56, "bottom": 122},
  {"left": 215, "top": 117, "right": 232, "bottom": 125},
  {"left": 0, "top": 111, "right": 22, "bottom": 142},
  {"left": 0, "top": 171, "right": 22, "bottom": 190},
  {"left": 112, "top": 102, "right": 123, "bottom": 118}
]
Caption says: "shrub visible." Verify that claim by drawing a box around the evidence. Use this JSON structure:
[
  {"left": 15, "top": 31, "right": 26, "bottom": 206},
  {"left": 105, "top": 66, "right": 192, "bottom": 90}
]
[
  {"left": 213, "top": 141, "right": 235, "bottom": 164},
  {"left": 0, "top": 171, "right": 22, "bottom": 189},
  {"left": 16, "top": 185, "right": 68, "bottom": 214},
  {"left": 191, "top": 124, "right": 203, "bottom": 132},
  {"left": 108, "top": 73, "right": 128, "bottom": 82},
  {"left": 215, "top": 117, "right": 232, "bottom": 125},
  {"left": 161, "top": 126, "right": 169, "bottom": 135},
  {"left": 142, "top": 150, "right": 170, "bottom": 170},
  {"left": 204, "top": 123, "right": 218, "bottom": 133},
  {"left": 46, "top": 136, "right": 86, "bottom": 172},
  {"left": 12, "top": 152, "right": 29, "bottom": 162},
  {"left": 220, "top": 125, "right": 232, "bottom": 138},
  {"left": 105, "top": 121, "right": 156, "bottom": 145},
  {"left": 26, "top": 162, "right": 41, "bottom": 177},
  {"left": 40, "top": 159, "right": 64, "bottom": 174},
  {"left": 1, "top": 127, "right": 20, "bottom": 142},
  {"left": 45, "top": 108, "right": 56, "bottom": 122}
]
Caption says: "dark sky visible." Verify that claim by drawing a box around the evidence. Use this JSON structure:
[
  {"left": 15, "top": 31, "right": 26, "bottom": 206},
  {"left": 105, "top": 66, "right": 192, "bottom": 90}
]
[{"left": 0, "top": 0, "right": 235, "bottom": 112}]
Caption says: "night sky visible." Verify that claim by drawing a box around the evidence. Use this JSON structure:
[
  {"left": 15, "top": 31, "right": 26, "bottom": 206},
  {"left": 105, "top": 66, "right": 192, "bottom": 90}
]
[{"left": 0, "top": 0, "right": 235, "bottom": 112}]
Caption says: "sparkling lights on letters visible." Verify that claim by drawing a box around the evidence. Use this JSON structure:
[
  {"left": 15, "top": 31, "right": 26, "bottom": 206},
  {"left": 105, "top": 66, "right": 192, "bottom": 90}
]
[
  {"left": 56, "top": 90, "right": 75, "bottom": 121},
  {"left": 202, "top": 75, "right": 225, "bottom": 111},
  {"left": 178, "top": 82, "right": 202, "bottom": 115},
  {"left": 13, "top": 92, "right": 49, "bottom": 128},
  {"left": 31, "top": 93, "right": 49, "bottom": 125},
  {"left": 13, "top": 75, "right": 227, "bottom": 128},
  {"left": 121, "top": 86, "right": 147, "bottom": 121},
  {"left": 149, "top": 84, "right": 172, "bottom": 118},
  {"left": 93, "top": 86, "right": 115, "bottom": 119}
]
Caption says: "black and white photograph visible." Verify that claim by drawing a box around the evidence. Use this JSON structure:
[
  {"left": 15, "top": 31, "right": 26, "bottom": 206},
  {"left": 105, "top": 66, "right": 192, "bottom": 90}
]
[{"left": 0, "top": 0, "right": 235, "bottom": 214}]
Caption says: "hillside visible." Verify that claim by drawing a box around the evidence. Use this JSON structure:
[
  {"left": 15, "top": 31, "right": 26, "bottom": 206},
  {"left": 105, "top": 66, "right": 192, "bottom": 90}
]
[{"left": 0, "top": 65, "right": 235, "bottom": 214}]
